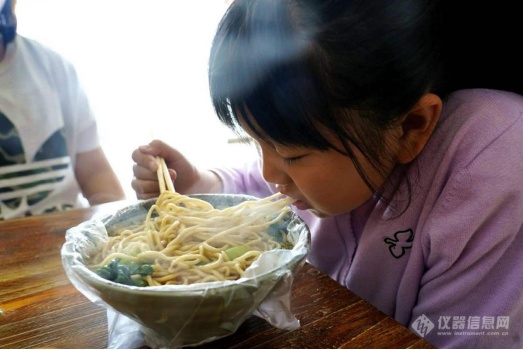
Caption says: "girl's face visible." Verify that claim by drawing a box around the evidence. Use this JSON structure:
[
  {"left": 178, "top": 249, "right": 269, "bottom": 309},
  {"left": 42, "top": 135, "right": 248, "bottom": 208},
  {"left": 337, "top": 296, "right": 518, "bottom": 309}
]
[{"left": 242, "top": 121, "right": 398, "bottom": 217}]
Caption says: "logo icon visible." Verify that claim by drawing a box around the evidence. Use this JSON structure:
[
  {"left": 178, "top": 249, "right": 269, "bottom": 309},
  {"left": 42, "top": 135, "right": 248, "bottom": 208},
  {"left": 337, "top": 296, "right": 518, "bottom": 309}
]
[
  {"left": 384, "top": 229, "right": 414, "bottom": 258},
  {"left": 412, "top": 314, "right": 435, "bottom": 338}
]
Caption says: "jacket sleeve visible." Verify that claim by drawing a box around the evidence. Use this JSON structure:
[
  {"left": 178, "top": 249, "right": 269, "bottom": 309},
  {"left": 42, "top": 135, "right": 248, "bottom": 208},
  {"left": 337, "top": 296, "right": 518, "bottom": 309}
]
[{"left": 210, "top": 158, "right": 276, "bottom": 198}]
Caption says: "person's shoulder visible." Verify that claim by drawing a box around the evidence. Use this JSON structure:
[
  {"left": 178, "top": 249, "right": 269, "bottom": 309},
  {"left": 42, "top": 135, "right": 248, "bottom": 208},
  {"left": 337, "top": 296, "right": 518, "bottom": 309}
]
[
  {"left": 412, "top": 88, "right": 523, "bottom": 232},
  {"left": 17, "top": 35, "right": 57, "bottom": 56},
  {"left": 435, "top": 89, "right": 523, "bottom": 159},
  {"left": 443, "top": 88, "right": 523, "bottom": 127},
  {"left": 16, "top": 35, "right": 75, "bottom": 71},
  {"left": 415, "top": 90, "right": 523, "bottom": 268}
]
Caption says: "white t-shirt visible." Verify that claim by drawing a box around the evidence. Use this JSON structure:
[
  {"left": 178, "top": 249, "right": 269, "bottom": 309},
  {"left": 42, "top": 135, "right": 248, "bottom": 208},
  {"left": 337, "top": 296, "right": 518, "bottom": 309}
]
[{"left": 0, "top": 35, "right": 100, "bottom": 219}]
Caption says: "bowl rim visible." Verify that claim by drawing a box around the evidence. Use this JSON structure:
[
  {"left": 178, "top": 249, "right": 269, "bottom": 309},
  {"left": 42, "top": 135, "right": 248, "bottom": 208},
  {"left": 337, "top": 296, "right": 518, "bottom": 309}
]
[{"left": 68, "top": 193, "right": 310, "bottom": 296}]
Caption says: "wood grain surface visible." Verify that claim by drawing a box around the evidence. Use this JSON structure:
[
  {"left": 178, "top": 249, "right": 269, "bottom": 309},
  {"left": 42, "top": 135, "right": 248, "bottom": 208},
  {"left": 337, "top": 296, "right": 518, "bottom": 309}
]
[{"left": 0, "top": 201, "right": 435, "bottom": 349}]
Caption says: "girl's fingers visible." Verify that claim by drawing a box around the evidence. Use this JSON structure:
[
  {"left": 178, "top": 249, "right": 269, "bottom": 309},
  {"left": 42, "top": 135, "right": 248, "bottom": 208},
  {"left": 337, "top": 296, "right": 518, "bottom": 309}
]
[
  {"left": 131, "top": 178, "right": 161, "bottom": 199},
  {"left": 132, "top": 163, "right": 158, "bottom": 181}
]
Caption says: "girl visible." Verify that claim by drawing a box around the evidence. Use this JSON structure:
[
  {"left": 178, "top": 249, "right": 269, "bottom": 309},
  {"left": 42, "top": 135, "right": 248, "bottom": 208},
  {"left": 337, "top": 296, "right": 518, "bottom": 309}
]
[{"left": 131, "top": 0, "right": 523, "bottom": 347}]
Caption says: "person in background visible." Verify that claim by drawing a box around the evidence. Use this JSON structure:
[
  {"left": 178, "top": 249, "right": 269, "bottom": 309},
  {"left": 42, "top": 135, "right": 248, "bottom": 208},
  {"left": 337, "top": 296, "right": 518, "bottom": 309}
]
[
  {"left": 0, "top": 0, "right": 125, "bottom": 220},
  {"left": 131, "top": 0, "right": 523, "bottom": 348}
]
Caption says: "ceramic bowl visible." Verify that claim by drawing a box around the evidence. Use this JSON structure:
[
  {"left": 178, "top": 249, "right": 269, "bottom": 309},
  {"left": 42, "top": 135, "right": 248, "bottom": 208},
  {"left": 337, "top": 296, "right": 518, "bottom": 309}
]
[{"left": 62, "top": 194, "right": 310, "bottom": 348}]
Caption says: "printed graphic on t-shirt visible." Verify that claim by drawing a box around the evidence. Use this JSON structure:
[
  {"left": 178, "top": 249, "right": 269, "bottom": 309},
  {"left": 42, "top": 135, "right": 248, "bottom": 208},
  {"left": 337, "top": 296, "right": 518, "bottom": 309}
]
[
  {"left": 384, "top": 229, "right": 414, "bottom": 258},
  {"left": 0, "top": 111, "right": 74, "bottom": 219}
]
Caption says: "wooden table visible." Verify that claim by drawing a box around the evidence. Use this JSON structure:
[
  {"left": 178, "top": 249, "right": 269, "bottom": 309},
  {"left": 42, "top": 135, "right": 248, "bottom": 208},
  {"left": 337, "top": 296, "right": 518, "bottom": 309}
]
[{"left": 0, "top": 201, "right": 435, "bottom": 349}]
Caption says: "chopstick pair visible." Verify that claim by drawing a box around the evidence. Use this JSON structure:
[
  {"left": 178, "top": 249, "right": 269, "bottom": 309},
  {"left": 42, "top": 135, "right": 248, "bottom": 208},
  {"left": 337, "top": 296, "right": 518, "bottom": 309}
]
[{"left": 156, "top": 157, "right": 175, "bottom": 193}]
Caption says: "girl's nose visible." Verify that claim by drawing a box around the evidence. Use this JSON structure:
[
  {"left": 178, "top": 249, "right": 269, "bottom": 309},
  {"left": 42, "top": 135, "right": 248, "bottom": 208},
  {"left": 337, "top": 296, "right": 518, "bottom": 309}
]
[{"left": 261, "top": 154, "right": 291, "bottom": 187}]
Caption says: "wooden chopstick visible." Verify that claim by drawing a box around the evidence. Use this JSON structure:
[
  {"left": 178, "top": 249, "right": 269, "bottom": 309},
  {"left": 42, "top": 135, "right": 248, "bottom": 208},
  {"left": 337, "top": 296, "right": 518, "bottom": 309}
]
[{"left": 156, "top": 157, "right": 175, "bottom": 193}]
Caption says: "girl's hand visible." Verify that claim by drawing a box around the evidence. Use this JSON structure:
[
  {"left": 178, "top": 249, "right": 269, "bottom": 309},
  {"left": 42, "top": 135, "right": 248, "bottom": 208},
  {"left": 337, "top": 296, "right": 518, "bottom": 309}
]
[{"left": 131, "top": 139, "right": 222, "bottom": 199}]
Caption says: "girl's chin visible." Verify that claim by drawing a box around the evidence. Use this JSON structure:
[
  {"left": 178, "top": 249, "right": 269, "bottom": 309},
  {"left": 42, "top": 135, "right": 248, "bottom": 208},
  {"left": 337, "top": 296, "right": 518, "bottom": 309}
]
[{"left": 308, "top": 209, "right": 331, "bottom": 218}]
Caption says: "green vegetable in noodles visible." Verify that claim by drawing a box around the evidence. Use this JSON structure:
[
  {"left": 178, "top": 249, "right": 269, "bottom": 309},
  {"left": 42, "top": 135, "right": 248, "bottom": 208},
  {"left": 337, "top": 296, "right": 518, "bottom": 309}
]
[
  {"left": 224, "top": 246, "right": 251, "bottom": 260},
  {"left": 95, "top": 258, "right": 153, "bottom": 286}
]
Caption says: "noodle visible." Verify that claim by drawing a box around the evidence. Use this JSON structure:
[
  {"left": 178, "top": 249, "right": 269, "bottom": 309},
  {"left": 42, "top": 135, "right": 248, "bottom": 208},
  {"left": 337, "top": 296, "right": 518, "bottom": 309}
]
[{"left": 89, "top": 157, "right": 294, "bottom": 286}]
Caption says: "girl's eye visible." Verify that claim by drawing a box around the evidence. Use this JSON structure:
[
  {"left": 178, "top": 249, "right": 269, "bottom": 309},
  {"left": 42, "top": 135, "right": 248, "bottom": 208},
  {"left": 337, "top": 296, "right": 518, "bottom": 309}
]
[{"left": 282, "top": 156, "right": 304, "bottom": 165}]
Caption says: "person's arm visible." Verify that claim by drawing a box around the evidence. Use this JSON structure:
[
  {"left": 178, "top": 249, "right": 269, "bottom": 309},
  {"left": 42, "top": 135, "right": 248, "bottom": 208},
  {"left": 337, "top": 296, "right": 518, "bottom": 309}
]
[
  {"left": 210, "top": 158, "right": 275, "bottom": 198},
  {"left": 131, "top": 139, "right": 269, "bottom": 200},
  {"left": 75, "top": 147, "right": 126, "bottom": 205}
]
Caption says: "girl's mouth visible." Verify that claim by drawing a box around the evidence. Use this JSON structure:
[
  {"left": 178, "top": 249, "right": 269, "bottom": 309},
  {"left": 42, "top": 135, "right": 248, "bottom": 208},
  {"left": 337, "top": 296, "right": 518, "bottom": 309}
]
[{"left": 291, "top": 199, "right": 312, "bottom": 211}]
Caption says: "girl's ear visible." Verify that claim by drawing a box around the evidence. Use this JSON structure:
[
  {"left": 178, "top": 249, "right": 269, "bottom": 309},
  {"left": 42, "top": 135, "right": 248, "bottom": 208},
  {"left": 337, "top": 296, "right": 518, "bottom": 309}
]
[{"left": 396, "top": 93, "right": 442, "bottom": 164}]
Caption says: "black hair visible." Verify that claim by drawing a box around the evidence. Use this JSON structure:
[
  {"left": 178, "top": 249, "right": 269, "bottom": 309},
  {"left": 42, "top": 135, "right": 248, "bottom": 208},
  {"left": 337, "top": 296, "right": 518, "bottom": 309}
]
[{"left": 208, "top": 0, "right": 522, "bottom": 211}]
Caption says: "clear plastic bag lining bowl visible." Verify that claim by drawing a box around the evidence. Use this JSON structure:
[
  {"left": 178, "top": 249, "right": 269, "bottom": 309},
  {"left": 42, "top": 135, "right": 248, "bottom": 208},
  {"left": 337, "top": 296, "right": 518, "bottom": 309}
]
[{"left": 61, "top": 194, "right": 310, "bottom": 348}]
